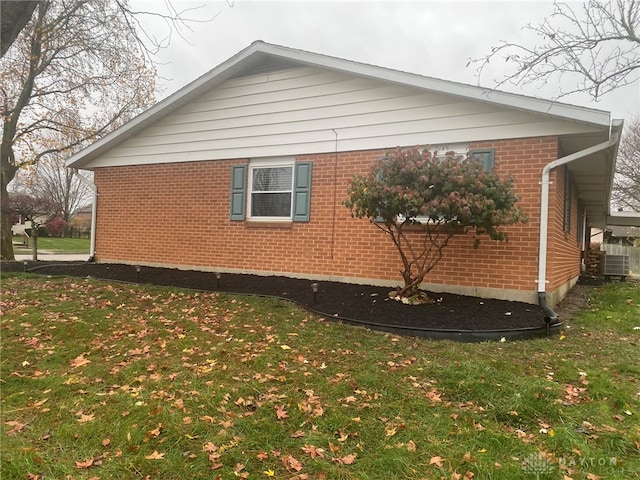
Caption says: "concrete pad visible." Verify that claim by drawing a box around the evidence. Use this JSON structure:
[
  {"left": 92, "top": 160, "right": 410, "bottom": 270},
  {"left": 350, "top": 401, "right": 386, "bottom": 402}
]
[{"left": 15, "top": 253, "right": 90, "bottom": 262}]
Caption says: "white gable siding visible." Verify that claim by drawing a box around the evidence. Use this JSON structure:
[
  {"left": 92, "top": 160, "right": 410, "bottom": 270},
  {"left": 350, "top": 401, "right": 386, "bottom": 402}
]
[{"left": 89, "top": 67, "right": 601, "bottom": 167}]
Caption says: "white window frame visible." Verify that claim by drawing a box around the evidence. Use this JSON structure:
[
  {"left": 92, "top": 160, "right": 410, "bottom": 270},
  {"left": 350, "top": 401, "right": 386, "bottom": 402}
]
[{"left": 247, "top": 157, "right": 295, "bottom": 222}]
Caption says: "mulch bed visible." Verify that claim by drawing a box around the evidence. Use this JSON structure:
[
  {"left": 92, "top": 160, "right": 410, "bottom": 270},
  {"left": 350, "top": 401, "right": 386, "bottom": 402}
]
[{"left": 2, "top": 261, "right": 557, "bottom": 335}]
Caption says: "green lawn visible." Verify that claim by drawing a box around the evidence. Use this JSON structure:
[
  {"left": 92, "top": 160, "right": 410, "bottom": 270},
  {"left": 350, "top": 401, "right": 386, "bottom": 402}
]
[
  {"left": 12, "top": 236, "right": 90, "bottom": 254},
  {"left": 1, "top": 274, "right": 638, "bottom": 479}
]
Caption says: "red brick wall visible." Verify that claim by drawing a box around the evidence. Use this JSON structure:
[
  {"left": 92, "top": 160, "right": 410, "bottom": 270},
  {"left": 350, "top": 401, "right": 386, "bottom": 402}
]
[
  {"left": 94, "top": 136, "right": 576, "bottom": 298},
  {"left": 546, "top": 165, "right": 582, "bottom": 291}
]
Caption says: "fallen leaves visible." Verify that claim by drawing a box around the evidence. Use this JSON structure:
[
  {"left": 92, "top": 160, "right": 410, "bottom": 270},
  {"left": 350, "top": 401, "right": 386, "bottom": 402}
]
[
  {"left": 145, "top": 450, "right": 165, "bottom": 460},
  {"left": 275, "top": 405, "right": 289, "bottom": 420},
  {"left": 69, "top": 354, "right": 91, "bottom": 369},
  {"left": 75, "top": 411, "right": 95, "bottom": 423},
  {"left": 2, "top": 276, "right": 637, "bottom": 479},
  {"left": 75, "top": 453, "right": 108, "bottom": 469},
  {"left": 281, "top": 454, "right": 303, "bottom": 472},
  {"left": 333, "top": 453, "right": 357, "bottom": 465},
  {"left": 301, "top": 444, "right": 325, "bottom": 459},
  {"left": 75, "top": 457, "right": 95, "bottom": 469},
  {"left": 4, "top": 420, "right": 27, "bottom": 435}
]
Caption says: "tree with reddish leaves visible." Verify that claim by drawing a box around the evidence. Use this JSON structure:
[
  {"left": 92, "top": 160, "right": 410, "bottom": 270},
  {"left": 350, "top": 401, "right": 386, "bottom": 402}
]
[
  {"left": 45, "top": 216, "right": 68, "bottom": 238},
  {"left": 344, "top": 147, "right": 527, "bottom": 299}
]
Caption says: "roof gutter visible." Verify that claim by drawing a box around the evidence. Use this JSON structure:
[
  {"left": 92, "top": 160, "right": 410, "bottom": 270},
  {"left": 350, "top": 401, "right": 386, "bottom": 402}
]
[{"left": 537, "top": 124, "right": 622, "bottom": 322}]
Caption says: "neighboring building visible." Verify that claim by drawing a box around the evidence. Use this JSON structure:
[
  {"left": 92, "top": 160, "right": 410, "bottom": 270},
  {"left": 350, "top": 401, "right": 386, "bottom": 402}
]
[
  {"left": 68, "top": 204, "right": 93, "bottom": 237},
  {"left": 66, "top": 41, "right": 627, "bottom": 309},
  {"left": 604, "top": 226, "right": 640, "bottom": 246},
  {"left": 11, "top": 214, "right": 49, "bottom": 236}
]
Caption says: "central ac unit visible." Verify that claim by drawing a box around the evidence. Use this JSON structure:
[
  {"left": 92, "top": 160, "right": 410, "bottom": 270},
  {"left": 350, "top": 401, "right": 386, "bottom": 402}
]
[{"left": 600, "top": 255, "right": 630, "bottom": 277}]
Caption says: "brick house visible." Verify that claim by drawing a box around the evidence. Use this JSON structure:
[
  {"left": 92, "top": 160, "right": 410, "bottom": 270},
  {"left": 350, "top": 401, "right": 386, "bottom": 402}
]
[{"left": 66, "top": 41, "right": 624, "bottom": 315}]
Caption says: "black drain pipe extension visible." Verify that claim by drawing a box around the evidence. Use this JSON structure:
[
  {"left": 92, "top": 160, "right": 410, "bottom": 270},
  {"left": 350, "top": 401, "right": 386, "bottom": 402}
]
[{"left": 538, "top": 292, "right": 559, "bottom": 324}]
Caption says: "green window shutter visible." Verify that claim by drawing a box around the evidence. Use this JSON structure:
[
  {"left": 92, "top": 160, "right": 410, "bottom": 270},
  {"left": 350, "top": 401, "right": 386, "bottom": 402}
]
[
  {"left": 230, "top": 165, "right": 247, "bottom": 221},
  {"left": 292, "top": 162, "right": 312, "bottom": 222},
  {"left": 374, "top": 167, "right": 384, "bottom": 223},
  {"left": 470, "top": 149, "right": 495, "bottom": 171}
]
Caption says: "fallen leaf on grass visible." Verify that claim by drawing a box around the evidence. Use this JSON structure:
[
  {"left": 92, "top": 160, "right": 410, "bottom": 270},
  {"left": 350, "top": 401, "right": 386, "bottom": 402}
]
[
  {"left": 145, "top": 450, "right": 165, "bottom": 460},
  {"left": 5, "top": 420, "right": 26, "bottom": 435},
  {"left": 76, "top": 412, "right": 95, "bottom": 423},
  {"left": 75, "top": 457, "right": 94, "bottom": 469},
  {"left": 275, "top": 405, "right": 289, "bottom": 420},
  {"left": 146, "top": 423, "right": 163, "bottom": 438},
  {"left": 203, "top": 442, "right": 217, "bottom": 453},
  {"left": 70, "top": 355, "right": 91, "bottom": 369},
  {"left": 301, "top": 444, "right": 325, "bottom": 459},
  {"left": 430, "top": 456, "right": 446, "bottom": 468},
  {"left": 333, "top": 453, "right": 356, "bottom": 465},
  {"left": 282, "top": 454, "right": 303, "bottom": 472}
]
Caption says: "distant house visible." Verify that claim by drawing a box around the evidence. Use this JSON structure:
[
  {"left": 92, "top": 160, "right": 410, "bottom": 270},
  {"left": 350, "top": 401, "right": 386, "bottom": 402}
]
[
  {"left": 605, "top": 226, "right": 640, "bottom": 246},
  {"left": 67, "top": 41, "right": 628, "bottom": 312},
  {"left": 11, "top": 214, "right": 49, "bottom": 236},
  {"left": 68, "top": 204, "right": 92, "bottom": 237}
]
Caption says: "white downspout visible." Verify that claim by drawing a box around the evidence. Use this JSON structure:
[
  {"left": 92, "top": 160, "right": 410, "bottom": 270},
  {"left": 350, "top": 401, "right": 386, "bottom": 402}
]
[
  {"left": 72, "top": 169, "right": 97, "bottom": 261},
  {"left": 537, "top": 128, "right": 621, "bottom": 320},
  {"left": 580, "top": 206, "right": 588, "bottom": 272}
]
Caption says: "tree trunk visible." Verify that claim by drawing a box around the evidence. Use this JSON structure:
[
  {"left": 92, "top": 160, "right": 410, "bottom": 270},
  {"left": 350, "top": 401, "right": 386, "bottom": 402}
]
[
  {"left": 31, "top": 222, "right": 39, "bottom": 261},
  {"left": 0, "top": 197, "right": 15, "bottom": 260},
  {"left": 0, "top": 158, "right": 17, "bottom": 260}
]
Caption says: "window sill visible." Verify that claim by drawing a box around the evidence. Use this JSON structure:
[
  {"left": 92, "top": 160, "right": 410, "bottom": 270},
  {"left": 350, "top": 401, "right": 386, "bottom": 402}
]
[{"left": 246, "top": 221, "right": 293, "bottom": 229}]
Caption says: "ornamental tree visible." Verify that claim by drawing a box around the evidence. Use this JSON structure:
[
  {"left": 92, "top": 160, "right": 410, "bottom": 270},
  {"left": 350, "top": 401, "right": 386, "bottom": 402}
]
[{"left": 344, "top": 147, "right": 527, "bottom": 299}]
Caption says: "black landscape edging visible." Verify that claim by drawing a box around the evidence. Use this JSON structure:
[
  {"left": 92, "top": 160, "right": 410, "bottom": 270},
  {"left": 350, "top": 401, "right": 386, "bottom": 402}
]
[
  {"left": 2, "top": 260, "right": 562, "bottom": 342},
  {"left": 305, "top": 309, "right": 564, "bottom": 342}
]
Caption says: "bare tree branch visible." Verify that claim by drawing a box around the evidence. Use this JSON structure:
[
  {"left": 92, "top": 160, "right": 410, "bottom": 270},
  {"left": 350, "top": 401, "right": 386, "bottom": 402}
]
[
  {"left": 471, "top": 0, "right": 640, "bottom": 99},
  {"left": 612, "top": 119, "right": 640, "bottom": 210},
  {"left": 1, "top": 0, "right": 222, "bottom": 260}
]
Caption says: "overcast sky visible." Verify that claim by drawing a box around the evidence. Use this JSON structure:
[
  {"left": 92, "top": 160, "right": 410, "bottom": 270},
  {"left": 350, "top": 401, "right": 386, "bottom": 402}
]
[{"left": 132, "top": 0, "right": 639, "bottom": 126}]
